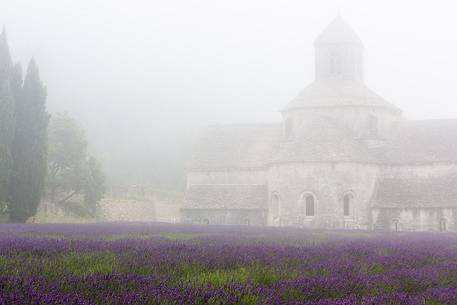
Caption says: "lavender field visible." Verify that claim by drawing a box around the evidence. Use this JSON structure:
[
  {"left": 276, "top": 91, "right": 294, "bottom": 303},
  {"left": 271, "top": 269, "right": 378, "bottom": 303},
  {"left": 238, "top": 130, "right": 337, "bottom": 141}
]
[{"left": 0, "top": 223, "right": 457, "bottom": 304}]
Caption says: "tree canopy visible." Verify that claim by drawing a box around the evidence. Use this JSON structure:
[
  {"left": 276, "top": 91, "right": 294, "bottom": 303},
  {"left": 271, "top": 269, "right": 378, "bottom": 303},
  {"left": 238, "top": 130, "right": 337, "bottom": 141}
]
[{"left": 47, "top": 113, "right": 105, "bottom": 216}]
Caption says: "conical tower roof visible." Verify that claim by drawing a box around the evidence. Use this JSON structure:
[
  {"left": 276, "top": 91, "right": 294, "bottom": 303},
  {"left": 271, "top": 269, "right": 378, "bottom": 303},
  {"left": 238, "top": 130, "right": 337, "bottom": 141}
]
[
  {"left": 315, "top": 16, "right": 363, "bottom": 46},
  {"left": 282, "top": 17, "right": 400, "bottom": 112}
]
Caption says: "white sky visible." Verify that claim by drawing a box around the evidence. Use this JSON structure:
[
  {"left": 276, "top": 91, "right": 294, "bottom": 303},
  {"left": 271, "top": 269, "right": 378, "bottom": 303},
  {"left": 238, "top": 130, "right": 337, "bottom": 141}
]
[{"left": 3, "top": 0, "right": 457, "bottom": 183}]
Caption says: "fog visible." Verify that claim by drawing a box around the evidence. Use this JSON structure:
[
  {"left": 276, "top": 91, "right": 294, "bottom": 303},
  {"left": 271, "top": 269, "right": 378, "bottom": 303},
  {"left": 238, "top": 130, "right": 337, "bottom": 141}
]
[{"left": 4, "top": 0, "right": 457, "bottom": 189}]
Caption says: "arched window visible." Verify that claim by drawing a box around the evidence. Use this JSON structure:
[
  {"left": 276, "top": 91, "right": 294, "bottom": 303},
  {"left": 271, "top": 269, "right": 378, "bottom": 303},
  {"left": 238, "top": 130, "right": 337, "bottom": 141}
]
[
  {"left": 271, "top": 193, "right": 281, "bottom": 224},
  {"left": 301, "top": 193, "right": 315, "bottom": 217},
  {"left": 440, "top": 218, "right": 447, "bottom": 232},
  {"left": 284, "top": 119, "right": 293, "bottom": 139},
  {"left": 202, "top": 218, "right": 209, "bottom": 225},
  {"left": 343, "top": 193, "right": 353, "bottom": 217},
  {"left": 306, "top": 196, "right": 315, "bottom": 216},
  {"left": 368, "top": 115, "right": 378, "bottom": 136}
]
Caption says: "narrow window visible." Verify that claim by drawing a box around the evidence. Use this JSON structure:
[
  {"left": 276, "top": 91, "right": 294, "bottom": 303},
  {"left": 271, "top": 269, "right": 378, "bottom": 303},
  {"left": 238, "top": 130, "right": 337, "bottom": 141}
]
[
  {"left": 440, "top": 219, "right": 447, "bottom": 232},
  {"left": 330, "top": 50, "right": 342, "bottom": 75},
  {"left": 343, "top": 194, "right": 351, "bottom": 217},
  {"left": 368, "top": 115, "right": 378, "bottom": 136},
  {"left": 305, "top": 195, "right": 315, "bottom": 217},
  {"left": 271, "top": 193, "right": 281, "bottom": 225},
  {"left": 284, "top": 119, "right": 293, "bottom": 138}
]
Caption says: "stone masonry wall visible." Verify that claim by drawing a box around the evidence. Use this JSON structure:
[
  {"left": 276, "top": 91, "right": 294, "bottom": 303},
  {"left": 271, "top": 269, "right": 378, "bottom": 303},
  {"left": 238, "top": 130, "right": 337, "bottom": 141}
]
[{"left": 268, "top": 162, "right": 379, "bottom": 229}]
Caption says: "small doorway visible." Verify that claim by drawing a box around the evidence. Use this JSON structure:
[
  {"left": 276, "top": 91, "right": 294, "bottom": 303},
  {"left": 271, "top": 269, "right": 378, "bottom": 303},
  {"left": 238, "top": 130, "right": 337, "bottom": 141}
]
[{"left": 392, "top": 219, "right": 400, "bottom": 232}]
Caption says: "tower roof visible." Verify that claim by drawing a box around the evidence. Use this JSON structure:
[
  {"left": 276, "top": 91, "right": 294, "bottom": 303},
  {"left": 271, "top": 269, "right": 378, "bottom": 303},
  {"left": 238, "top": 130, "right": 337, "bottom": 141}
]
[
  {"left": 315, "top": 16, "right": 363, "bottom": 46},
  {"left": 283, "top": 80, "right": 400, "bottom": 112}
]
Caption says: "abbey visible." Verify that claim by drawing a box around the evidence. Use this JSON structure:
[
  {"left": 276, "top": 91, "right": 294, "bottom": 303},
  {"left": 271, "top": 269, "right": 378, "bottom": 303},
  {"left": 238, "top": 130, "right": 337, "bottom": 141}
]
[{"left": 182, "top": 17, "right": 457, "bottom": 232}]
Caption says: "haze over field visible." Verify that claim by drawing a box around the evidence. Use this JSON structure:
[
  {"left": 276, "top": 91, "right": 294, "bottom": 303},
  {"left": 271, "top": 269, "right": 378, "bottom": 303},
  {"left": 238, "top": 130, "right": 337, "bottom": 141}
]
[
  {"left": 4, "top": 0, "right": 457, "bottom": 188},
  {"left": 5, "top": 2, "right": 457, "bottom": 303}
]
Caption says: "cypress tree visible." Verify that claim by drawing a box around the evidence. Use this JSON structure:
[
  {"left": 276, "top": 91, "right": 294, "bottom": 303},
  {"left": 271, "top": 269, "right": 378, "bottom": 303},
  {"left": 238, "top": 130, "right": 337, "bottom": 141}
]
[
  {"left": 0, "top": 27, "right": 14, "bottom": 208},
  {"left": 9, "top": 59, "right": 49, "bottom": 222}
]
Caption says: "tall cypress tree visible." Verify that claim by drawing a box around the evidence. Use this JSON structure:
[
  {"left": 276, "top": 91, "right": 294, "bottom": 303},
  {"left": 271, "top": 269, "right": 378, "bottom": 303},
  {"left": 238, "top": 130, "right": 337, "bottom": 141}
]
[
  {"left": 9, "top": 59, "right": 49, "bottom": 222},
  {"left": 0, "top": 27, "right": 14, "bottom": 208}
]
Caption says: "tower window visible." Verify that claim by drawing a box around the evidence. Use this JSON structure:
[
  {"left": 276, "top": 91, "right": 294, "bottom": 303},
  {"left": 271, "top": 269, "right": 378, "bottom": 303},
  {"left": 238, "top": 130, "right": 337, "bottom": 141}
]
[
  {"left": 368, "top": 115, "right": 378, "bottom": 136},
  {"left": 330, "top": 50, "right": 342, "bottom": 75},
  {"left": 284, "top": 119, "right": 293, "bottom": 138}
]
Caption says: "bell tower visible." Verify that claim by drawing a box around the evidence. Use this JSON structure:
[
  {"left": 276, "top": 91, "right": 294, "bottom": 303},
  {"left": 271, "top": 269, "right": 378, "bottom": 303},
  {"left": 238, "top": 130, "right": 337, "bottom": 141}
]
[{"left": 314, "top": 16, "right": 364, "bottom": 82}]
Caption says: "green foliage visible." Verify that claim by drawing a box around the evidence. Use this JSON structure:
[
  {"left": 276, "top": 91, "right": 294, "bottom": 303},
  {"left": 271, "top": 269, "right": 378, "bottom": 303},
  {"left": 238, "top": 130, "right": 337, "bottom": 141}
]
[
  {"left": 366, "top": 263, "right": 385, "bottom": 275},
  {"left": 47, "top": 113, "right": 87, "bottom": 202},
  {"left": 159, "top": 232, "right": 204, "bottom": 241},
  {"left": 0, "top": 29, "right": 48, "bottom": 223},
  {"left": 186, "top": 267, "right": 250, "bottom": 286},
  {"left": 84, "top": 156, "right": 105, "bottom": 212},
  {"left": 59, "top": 252, "right": 116, "bottom": 276},
  {"left": 177, "top": 263, "right": 285, "bottom": 287},
  {"left": 282, "top": 288, "right": 305, "bottom": 302},
  {"left": 9, "top": 59, "right": 49, "bottom": 222},
  {"left": 239, "top": 294, "right": 260, "bottom": 305},
  {"left": 0, "top": 29, "right": 104, "bottom": 223},
  {"left": 0, "top": 28, "right": 14, "bottom": 210},
  {"left": 46, "top": 113, "right": 105, "bottom": 216}
]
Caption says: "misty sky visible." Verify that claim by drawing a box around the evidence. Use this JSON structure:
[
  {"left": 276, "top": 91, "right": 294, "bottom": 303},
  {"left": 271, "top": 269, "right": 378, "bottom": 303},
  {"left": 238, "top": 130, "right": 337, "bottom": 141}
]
[{"left": 3, "top": 0, "right": 457, "bottom": 186}]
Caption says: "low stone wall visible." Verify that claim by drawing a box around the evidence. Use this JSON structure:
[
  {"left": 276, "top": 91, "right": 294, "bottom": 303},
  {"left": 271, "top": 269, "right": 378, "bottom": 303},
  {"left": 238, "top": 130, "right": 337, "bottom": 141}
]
[
  {"left": 97, "top": 195, "right": 183, "bottom": 223},
  {"left": 97, "top": 198, "right": 156, "bottom": 222},
  {"left": 372, "top": 207, "right": 457, "bottom": 232}
]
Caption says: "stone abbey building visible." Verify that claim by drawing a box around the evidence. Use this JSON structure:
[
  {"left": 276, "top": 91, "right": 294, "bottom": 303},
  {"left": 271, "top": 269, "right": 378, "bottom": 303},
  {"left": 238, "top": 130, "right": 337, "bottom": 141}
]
[{"left": 182, "top": 17, "right": 457, "bottom": 232}]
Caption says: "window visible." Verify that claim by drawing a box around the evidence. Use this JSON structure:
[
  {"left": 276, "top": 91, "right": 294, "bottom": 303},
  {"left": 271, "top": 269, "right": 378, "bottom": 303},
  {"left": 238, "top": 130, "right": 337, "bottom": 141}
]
[
  {"left": 284, "top": 119, "right": 293, "bottom": 138},
  {"left": 392, "top": 219, "right": 399, "bottom": 232},
  {"left": 302, "top": 194, "right": 315, "bottom": 217},
  {"left": 440, "top": 219, "right": 447, "bottom": 232},
  {"left": 271, "top": 193, "right": 281, "bottom": 224},
  {"left": 202, "top": 218, "right": 209, "bottom": 225},
  {"left": 330, "top": 50, "right": 342, "bottom": 75},
  {"left": 343, "top": 193, "right": 353, "bottom": 217},
  {"left": 368, "top": 115, "right": 378, "bottom": 136}
]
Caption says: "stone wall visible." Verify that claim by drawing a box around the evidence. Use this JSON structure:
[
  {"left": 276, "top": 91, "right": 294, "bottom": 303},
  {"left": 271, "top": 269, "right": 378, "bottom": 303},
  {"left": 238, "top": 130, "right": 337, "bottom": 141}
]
[
  {"left": 372, "top": 208, "right": 457, "bottom": 232},
  {"left": 181, "top": 208, "right": 267, "bottom": 226},
  {"left": 267, "top": 162, "right": 379, "bottom": 229},
  {"left": 380, "top": 163, "right": 457, "bottom": 178},
  {"left": 97, "top": 198, "right": 156, "bottom": 222},
  {"left": 97, "top": 192, "right": 183, "bottom": 222},
  {"left": 282, "top": 106, "right": 402, "bottom": 140},
  {"left": 373, "top": 163, "right": 457, "bottom": 232},
  {"left": 187, "top": 169, "right": 267, "bottom": 186}
]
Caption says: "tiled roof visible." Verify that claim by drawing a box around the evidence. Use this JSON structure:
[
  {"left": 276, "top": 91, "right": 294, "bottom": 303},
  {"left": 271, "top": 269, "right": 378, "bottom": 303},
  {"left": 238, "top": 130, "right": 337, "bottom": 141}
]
[
  {"left": 273, "top": 117, "right": 376, "bottom": 163},
  {"left": 372, "top": 174, "right": 457, "bottom": 208},
  {"left": 315, "top": 16, "right": 363, "bottom": 45},
  {"left": 283, "top": 80, "right": 400, "bottom": 112},
  {"left": 183, "top": 184, "right": 267, "bottom": 210},
  {"left": 188, "top": 123, "right": 281, "bottom": 170},
  {"left": 380, "top": 119, "right": 457, "bottom": 164}
]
